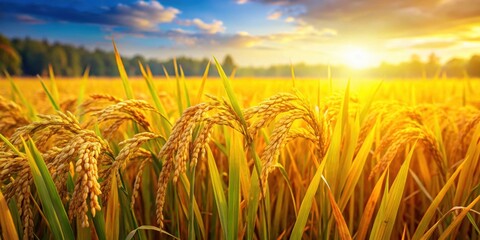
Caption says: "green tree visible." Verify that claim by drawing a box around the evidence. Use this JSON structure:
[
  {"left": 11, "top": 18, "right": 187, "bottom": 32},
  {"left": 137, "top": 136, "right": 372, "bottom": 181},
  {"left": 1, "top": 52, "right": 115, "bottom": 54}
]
[
  {"left": 65, "top": 45, "right": 82, "bottom": 76},
  {"left": 0, "top": 34, "right": 22, "bottom": 75},
  {"left": 49, "top": 44, "right": 68, "bottom": 75},
  {"left": 222, "top": 54, "right": 236, "bottom": 76},
  {"left": 20, "top": 38, "right": 49, "bottom": 75}
]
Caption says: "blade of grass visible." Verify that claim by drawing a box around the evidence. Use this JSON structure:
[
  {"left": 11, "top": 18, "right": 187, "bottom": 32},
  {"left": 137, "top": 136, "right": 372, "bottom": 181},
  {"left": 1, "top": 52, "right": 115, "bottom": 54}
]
[
  {"left": 213, "top": 57, "right": 246, "bottom": 127},
  {"left": 422, "top": 196, "right": 480, "bottom": 240},
  {"left": 38, "top": 77, "right": 60, "bottom": 111},
  {"left": 290, "top": 159, "right": 327, "bottom": 239},
  {"left": 7, "top": 199, "right": 23, "bottom": 238},
  {"left": 322, "top": 176, "right": 352, "bottom": 240},
  {"left": 4, "top": 71, "right": 36, "bottom": 120},
  {"left": 180, "top": 65, "right": 191, "bottom": 108},
  {"left": 227, "top": 131, "right": 242, "bottom": 240},
  {"left": 91, "top": 210, "right": 106, "bottom": 240},
  {"left": 466, "top": 212, "right": 480, "bottom": 235},
  {"left": 359, "top": 81, "right": 383, "bottom": 124},
  {"left": 112, "top": 39, "right": 134, "bottom": 99},
  {"left": 179, "top": 174, "right": 206, "bottom": 240},
  {"left": 195, "top": 61, "right": 210, "bottom": 104},
  {"left": 0, "top": 191, "right": 19, "bottom": 240},
  {"left": 126, "top": 225, "right": 179, "bottom": 240},
  {"left": 273, "top": 163, "right": 298, "bottom": 217},
  {"left": 356, "top": 170, "right": 387, "bottom": 240},
  {"left": 138, "top": 61, "right": 172, "bottom": 136},
  {"left": 76, "top": 67, "right": 90, "bottom": 122},
  {"left": 207, "top": 146, "right": 228, "bottom": 238},
  {"left": 138, "top": 61, "right": 167, "bottom": 115},
  {"left": 173, "top": 58, "right": 184, "bottom": 115},
  {"left": 339, "top": 124, "right": 376, "bottom": 210},
  {"left": 48, "top": 64, "right": 60, "bottom": 103},
  {"left": 412, "top": 160, "right": 465, "bottom": 240},
  {"left": 369, "top": 143, "right": 416, "bottom": 240},
  {"left": 23, "top": 138, "right": 74, "bottom": 240},
  {"left": 454, "top": 124, "right": 480, "bottom": 206},
  {"left": 246, "top": 164, "right": 261, "bottom": 240},
  {"left": 105, "top": 174, "right": 120, "bottom": 240}
]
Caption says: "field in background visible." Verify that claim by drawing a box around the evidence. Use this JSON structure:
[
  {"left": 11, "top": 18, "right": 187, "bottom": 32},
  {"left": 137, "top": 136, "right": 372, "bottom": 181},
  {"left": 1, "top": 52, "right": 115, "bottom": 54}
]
[
  {"left": 1, "top": 64, "right": 480, "bottom": 240},
  {"left": 1, "top": 77, "right": 477, "bottom": 111}
]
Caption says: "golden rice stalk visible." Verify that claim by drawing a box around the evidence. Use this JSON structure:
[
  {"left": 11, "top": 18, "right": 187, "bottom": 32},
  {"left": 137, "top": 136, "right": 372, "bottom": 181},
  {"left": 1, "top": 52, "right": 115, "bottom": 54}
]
[
  {"left": 89, "top": 99, "right": 157, "bottom": 138},
  {"left": 2, "top": 111, "right": 112, "bottom": 230},
  {"left": 79, "top": 94, "right": 122, "bottom": 116},
  {"left": 130, "top": 155, "right": 151, "bottom": 209},
  {"left": 100, "top": 132, "right": 160, "bottom": 204},
  {"left": 355, "top": 102, "right": 422, "bottom": 156},
  {"left": 155, "top": 160, "right": 173, "bottom": 229},
  {"left": 321, "top": 91, "right": 359, "bottom": 126},
  {"left": 154, "top": 102, "right": 215, "bottom": 228},
  {"left": 0, "top": 96, "right": 29, "bottom": 137},
  {"left": 370, "top": 126, "right": 444, "bottom": 179},
  {"left": 0, "top": 153, "right": 33, "bottom": 240},
  {"left": 260, "top": 110, "right": 307, "bottom": 193},
  {"left": 452, "top": 113, "right": 480, "bottom": 161},
  {"left": 244, "top": 93, "right": 299, "bottom": 136},
  {"left": 59, "top": 97, "right": 78, "bottom": 113},
  {"left": 5, "top": 111, "right": 82, "bottom": 150},
  {"left": 69, "top": 139, "right": 102, "bottom": 228},
  {"left": 154, "top": 97, "right": 245, "bottom": 228}
]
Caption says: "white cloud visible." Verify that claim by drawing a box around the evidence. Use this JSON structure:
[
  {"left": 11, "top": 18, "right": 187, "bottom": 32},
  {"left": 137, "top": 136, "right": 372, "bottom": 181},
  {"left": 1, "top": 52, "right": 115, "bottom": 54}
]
[
  {"left": 181, "top": 18, "right": 226, "bottom": 34},
  {"left": 110, "top": 1, "right": 180, "bottom": 30}
]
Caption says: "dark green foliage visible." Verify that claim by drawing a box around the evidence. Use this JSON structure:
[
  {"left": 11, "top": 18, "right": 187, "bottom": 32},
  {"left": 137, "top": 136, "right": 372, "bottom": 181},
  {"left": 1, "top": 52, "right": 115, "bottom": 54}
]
[
  {"left": 2, "top": 34, "right": 480, "bottom": 78},
  {"left": 0, "top": 35, "right": 22, "bottom": 75}
]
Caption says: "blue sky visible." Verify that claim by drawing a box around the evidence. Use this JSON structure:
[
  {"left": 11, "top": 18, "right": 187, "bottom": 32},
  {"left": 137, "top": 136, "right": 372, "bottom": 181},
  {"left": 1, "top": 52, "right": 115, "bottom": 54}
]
[{"left": 1, "top": 0, "right": 480, "bottom": 67}]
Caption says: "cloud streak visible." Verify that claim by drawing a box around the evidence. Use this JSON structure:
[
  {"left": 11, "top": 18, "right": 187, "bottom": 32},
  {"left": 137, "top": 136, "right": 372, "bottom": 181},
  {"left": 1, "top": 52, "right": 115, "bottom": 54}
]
[
  {"left": 249, "top": 0, "right": 480, "bottom": 38},
  {"left": 1, "top": 1, "right": 180, "bottom": 31},
  {"left": 179, "top": 19, "right": 226, "bottom": 34}
]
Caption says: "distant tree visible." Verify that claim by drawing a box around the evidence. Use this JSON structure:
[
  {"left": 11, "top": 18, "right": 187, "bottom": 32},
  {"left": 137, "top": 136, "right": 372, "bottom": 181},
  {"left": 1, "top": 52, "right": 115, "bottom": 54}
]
[
  {"left": 466, "top": 55, "right": 480, "bottom": 78},
  {"left": 65, "top": 45, "right": 82, "bottom": 76},
  {"left": 83, "top": 51, "right": 106, "bottom": 76},
  {"left": 425, "top": 53, "right": 440, "bottom": 79},
  {"left": 49, "top": 44, "right": 68, "bottom": 75},
  {"left": 442, "top": 58, "right": 466, "bottom": 78},
  {"left": 0, "top": 34, "right": 22, "bottom": 75},
  {"left": 407, "top": 54, "right": 423, "bottom": 78},
  {"left": 20, "top": 38, "right": 49, "bottom": 75},
  {"left": 222, "top": 54, "right": 236, "bottom": 76}
]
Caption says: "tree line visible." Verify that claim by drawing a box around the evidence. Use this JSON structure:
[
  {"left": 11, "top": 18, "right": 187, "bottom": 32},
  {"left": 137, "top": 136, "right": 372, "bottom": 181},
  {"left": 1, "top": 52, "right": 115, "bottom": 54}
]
[{"left": 1, "top": 34, "right": 480, "bottom": 78}]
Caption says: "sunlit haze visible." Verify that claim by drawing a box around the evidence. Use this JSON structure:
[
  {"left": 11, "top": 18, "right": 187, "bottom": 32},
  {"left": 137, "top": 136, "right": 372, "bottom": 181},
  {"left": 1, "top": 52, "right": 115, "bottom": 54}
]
[{"left": 1, "top": 0, "right": 480, "bottom": 67}]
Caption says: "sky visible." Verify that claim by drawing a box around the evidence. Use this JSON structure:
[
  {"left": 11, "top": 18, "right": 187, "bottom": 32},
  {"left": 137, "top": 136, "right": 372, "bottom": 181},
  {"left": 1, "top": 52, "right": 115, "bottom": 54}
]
[{"left": 1, "top": 0, "right": 480, "bottom": 68}]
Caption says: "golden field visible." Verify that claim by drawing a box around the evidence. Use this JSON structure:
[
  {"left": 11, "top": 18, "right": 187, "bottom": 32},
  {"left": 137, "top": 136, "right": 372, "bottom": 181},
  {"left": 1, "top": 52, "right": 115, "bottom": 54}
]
[{"left": 0, "top": 66, "right": 480, "bottom": 240}]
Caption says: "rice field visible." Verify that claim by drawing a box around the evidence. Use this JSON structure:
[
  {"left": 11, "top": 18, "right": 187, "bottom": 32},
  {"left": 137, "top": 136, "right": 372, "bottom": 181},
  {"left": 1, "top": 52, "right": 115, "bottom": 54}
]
[{"left": 0, "top": 52, "right": 479, "bottom": 240}]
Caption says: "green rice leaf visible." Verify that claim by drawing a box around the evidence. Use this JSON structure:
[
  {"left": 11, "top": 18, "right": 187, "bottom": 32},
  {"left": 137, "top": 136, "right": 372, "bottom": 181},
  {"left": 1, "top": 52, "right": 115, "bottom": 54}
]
[
  {"left": 38, "top": 77, "right": 60, "bottom": 111},
  {"left": 22, "top": 138, "right": 74, "bottom": 240},
  {"left": 369, "top": 143, "right": 416, "bottom": 240},
  {"left": 207, "top": 146, "right": 228, "bottom": 238},
  {"left": 227, "top": 131, "right": 243, "bottom": 240},
  {"left": 213, "top": 57, "right": 246, "bottom": 128},
  {"left": 112, "top": 39, "right": 134, "bottom": 99},
  {"left": 290, "top": 159, "right": 327, "bottom": 239}
]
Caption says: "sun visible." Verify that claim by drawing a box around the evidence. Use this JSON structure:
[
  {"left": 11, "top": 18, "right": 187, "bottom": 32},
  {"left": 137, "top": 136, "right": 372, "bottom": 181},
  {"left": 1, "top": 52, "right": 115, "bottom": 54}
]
[{"left": 342, "top": 46, "right": 375, "bottom": 69}]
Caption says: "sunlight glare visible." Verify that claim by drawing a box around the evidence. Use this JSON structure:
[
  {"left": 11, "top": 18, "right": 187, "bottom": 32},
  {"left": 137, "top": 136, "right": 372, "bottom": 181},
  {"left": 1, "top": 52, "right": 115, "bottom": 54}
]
[{"left": 342, "top": 46, "right": 375, "bottom": 69}]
